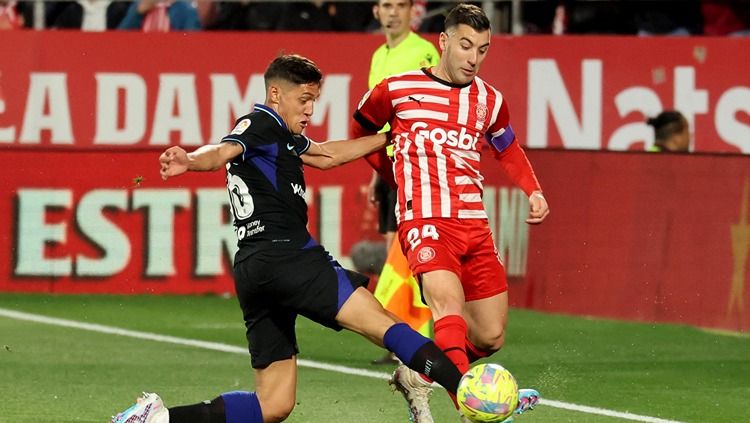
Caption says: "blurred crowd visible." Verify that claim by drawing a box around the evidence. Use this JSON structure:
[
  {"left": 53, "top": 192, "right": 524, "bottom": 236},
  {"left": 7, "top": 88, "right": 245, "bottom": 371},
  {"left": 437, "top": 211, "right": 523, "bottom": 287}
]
[{"left": 1, "top": 0, "right": 749, "bottom": 35}]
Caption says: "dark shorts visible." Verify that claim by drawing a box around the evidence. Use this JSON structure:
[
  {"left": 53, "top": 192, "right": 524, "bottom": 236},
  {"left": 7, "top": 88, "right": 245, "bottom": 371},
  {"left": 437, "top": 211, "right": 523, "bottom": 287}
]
[
  {"left": 233, "top": 246, "right": 369, "bottom": 369},
  {"left": 375, "top": 176, "right": 397, "bottom": 234}
]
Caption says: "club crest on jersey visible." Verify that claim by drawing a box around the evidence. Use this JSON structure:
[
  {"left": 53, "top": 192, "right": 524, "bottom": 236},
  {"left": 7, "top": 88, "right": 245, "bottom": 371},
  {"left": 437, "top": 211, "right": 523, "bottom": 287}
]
[
  {"left": 417, "top": 246, "right": 436, "bottom": 264},
  {"left": 475, "top": 103, "right": 488, "bottom": 123},
  {"left": 231, "top": 118, "right": 251, "bottom": 135}
]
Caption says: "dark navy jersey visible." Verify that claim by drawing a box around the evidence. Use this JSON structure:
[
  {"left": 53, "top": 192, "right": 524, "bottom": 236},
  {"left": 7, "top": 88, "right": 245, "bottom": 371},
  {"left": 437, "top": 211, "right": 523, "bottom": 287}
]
[{"left": 221, "top": 104, "right": 314, "bottom": 260}]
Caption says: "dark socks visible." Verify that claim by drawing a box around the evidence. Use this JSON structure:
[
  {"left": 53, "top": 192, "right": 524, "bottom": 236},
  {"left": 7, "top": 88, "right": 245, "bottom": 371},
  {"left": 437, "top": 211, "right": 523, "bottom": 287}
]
[
  {"left": 168, "top": 396, "right": 225, "bottom": 423},
  {"left": 384, "top": 322, "right": 462, "bottom": 394},
  {"left": 409, "top": 341, "right": 463, "bottom": 394}
]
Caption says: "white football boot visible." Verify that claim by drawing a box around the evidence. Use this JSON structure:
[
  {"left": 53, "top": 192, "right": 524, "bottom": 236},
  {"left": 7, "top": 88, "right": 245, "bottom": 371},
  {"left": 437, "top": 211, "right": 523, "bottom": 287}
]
[
  {"left": 110, "top": 392, "right": 169, "bottom": 423},
  {"left": 390, "top": 364, "right": 434, "bottom": 423}
]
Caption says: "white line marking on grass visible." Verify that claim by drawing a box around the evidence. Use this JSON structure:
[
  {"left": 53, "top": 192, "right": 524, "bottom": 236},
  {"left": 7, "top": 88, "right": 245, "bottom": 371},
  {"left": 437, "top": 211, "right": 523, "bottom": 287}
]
[
  {"left": 0, "top": 307, "right": 684, "bottom": 423},
  {"left": 539, "top": 399, "right": 683, "bottom": 423}
]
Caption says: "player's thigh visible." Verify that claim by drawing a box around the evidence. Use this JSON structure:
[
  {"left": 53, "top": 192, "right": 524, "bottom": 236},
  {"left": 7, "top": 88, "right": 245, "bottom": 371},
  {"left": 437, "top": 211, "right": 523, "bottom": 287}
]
[
  {"left": 254, "top": 357, "right": 297, "bottom": 422},
  {"left": 463, "top": 292, "right": 508, "bottom": 349},
  {"left": 336, "top": 286, "right": 399, "bottom": 347},
  {"left": 245, "top": 307, "right": 299, "bottom": 370},
  {"left": 461, "top": 221, "right": 507, "bottom": 302},
  {"left": 282, "top": 247, "right": 369, "bottom": 331},
  {"left": 398, "top": 218, "right": 466, "bottom": 317},
  {"left": 461, "top": 230, "right": 509, "bottom": 348},
  {"left": 234, "top": 255, "right": 299, "bottom": 369},
  {"left": 420, "top": 269, "right": 465, "bottom": 319}
]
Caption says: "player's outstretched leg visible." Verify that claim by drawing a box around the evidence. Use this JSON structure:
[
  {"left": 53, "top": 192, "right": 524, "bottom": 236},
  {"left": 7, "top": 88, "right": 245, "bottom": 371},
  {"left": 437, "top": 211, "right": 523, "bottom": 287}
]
[
  {"left": 110, "top": 392, "right": 168, "bottom": 423},
  {"left": 336, "top": 288, "right": 464, "bottom": 423},
  {"left": 111, "top": 391, "right": 264, "bottom": 423}
]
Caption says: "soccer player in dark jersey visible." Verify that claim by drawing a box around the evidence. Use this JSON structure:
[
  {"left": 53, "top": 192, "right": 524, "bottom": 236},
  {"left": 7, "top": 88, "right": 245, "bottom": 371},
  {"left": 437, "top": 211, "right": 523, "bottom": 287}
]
[
  {"left": 109, "top": 54, "right": 466, "bottom": 423},
  {"left": 351, "top": 4, "right": 548, "bottom": 422}
]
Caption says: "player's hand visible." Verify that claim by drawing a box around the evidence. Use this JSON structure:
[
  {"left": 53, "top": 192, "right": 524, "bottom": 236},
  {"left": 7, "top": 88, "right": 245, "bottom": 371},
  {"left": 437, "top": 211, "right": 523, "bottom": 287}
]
[
  {"left": 159, "top": 146, "right": 189, "bottom": 180},
  {"left": 526, "top": 191, "right": 549, "bottom": 224}
]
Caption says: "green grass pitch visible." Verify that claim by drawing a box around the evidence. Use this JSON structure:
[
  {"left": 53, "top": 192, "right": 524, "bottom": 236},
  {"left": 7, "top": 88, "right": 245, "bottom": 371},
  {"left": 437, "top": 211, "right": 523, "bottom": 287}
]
[{"left": 1, "top": 293, "right": 749, "bottom": 422}]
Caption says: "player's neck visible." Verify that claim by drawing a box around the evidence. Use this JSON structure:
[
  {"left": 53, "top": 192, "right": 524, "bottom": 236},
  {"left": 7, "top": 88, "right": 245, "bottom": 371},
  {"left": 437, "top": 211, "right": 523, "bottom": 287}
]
[
  {"left": 431, "top": 65, "right": 454, "bottom": 84},
  {"left": 386, "top": 30, "right": 411, "bottom": 49}
]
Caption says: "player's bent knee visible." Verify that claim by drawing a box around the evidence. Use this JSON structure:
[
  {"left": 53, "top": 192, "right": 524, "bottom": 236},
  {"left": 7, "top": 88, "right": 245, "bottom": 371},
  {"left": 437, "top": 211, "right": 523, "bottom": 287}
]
[
  {"left": 475, "top": 330, "right": 505, "bottom": 354},
  {"left": 260, "top": 397, "right": 295, "bottom": 423},
  {"left": 222, "top": 391, "right": 264, "bottom": 423}
]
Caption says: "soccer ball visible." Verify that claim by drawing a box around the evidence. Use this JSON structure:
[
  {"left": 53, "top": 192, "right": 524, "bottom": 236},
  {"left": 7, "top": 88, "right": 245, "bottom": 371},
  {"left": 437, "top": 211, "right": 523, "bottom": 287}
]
[{"left": 457, "top": 363, "right": 519, "bottom": 423}]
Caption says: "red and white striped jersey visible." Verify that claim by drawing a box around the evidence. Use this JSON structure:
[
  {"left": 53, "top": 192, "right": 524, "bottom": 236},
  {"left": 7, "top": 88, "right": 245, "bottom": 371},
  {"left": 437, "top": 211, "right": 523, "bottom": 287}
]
[{"left": 354, "top": 68, "right": 517, "bottom": 222}]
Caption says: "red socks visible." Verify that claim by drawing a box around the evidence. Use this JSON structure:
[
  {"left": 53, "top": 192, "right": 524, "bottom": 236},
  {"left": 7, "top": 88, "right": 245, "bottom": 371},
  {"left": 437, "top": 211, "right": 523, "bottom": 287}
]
[
  {"left": 434, "top": 315, "right": 470, "bottom": 374},
  {"left": 465, "top": 337, "right": 490, "bottom": 363}
]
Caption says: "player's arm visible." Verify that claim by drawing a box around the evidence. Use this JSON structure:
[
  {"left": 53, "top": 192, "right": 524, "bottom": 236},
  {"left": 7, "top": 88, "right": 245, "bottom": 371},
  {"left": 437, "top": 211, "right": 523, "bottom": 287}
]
[
  {"left": 351, "top": 114, "right": 394, "bottom": 188},
  {"left": 301, "top": 133, "right": 389, "bottom": 170},
  {"left": 351, "top": 80, "right": 397, "bottom": 188},
  {"left": 491, "top": 140, "right": 549, "bottom": 224},
  {"left": 159, "top": 142, "right": 243, "bottom": 180},
  {"left": 487, "top": 102, "right": 549, "bottom": 224}
]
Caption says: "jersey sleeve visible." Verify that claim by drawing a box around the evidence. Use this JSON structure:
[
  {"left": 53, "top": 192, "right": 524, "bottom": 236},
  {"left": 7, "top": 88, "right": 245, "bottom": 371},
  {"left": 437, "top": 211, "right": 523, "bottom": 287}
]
[
  {"left": 293, "top": 134, "right": 312, "bottom": 155},
  {"left": 485, "top": 99, "right": 515, "bottom": 154},
  {"left": 485, "top": 97, "right": 542, "bottom": 195},
  {"left": 352, "top": 78, "right": 394, "bottom": 138},
  {"left": 221, "top": 116, "right": 263, "bottom": 161},
  {"left": 351, "top": 80, "right": 397, "bottom": 188}
]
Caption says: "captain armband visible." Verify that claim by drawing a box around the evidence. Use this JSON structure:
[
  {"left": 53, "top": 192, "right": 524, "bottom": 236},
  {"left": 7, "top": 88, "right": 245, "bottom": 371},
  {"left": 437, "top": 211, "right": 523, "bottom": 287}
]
[{"left": 487, "top": 124, "right": 516, "bottom": 153}]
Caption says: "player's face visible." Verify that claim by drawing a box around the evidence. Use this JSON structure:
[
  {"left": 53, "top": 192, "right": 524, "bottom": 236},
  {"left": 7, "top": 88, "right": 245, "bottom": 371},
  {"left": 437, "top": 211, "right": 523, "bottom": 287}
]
[
  {"left": 374, "top": 0, "right": 412, "bottom": 39},
  {"left": 438, "top": 24, "right": 491, "bottom": 85},
  {"left": 277, "top": 82, "right": 321, "bottom": 135}
]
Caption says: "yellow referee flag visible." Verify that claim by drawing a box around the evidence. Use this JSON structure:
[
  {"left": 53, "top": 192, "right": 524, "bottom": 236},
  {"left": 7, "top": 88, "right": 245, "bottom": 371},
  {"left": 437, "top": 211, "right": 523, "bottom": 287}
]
[{"left": 374, "top": 240, "right": 432, "bottom": 337}]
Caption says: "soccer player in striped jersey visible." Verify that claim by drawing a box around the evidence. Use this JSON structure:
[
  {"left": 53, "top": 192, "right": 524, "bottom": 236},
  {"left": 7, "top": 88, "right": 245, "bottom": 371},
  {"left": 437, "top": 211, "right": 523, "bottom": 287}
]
[{"left": 352, "top": 4, "right": 548, "bottom": 422}]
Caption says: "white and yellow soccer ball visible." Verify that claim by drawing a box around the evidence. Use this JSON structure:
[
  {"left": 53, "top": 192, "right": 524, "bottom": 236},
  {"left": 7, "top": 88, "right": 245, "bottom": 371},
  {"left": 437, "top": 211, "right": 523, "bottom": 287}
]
[{"left": 457, "top": 363, "right": 519, "bottom": 423}]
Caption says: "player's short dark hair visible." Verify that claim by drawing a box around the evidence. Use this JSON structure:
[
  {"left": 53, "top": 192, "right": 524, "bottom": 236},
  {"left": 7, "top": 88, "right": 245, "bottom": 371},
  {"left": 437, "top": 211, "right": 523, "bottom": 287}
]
[
  {"left": 444, "top": 3, "right": 490, "bottom": 32},
  {"left": 264, "top": 54, "right": 322, "bottom": 88},
  {"left": 647, "top": 110, "right": 688, "bottom": 142}
]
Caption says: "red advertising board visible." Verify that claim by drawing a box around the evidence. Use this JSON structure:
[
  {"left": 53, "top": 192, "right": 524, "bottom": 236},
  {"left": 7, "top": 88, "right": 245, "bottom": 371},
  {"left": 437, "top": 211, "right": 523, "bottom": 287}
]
[
  {"left": 1, "top": 148, "right": 749, "bottom": 332},
  {"left": 519, "top": 150, "right": 750, "bottom": 333},
  {"left": 1, "top": 32, "right": 749, "bottom": 153}
]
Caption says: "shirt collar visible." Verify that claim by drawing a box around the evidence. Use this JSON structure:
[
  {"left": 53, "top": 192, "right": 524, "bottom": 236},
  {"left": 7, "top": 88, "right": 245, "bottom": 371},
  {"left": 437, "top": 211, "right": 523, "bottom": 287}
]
[{"left": 254, "top": 104, "right": 287, "bottom": 130}]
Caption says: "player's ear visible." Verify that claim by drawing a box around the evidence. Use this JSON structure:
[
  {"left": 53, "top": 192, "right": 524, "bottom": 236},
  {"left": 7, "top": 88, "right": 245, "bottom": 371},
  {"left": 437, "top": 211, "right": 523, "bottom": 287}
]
[
  {"left": 439, "top": 32, "right": 448, "bottom": 51},
  {"left": 372, "top": 4, "right": 378, "bottom": 20},
  {"left": 268, "top": 84, "right": 281, "bottom": 105}
]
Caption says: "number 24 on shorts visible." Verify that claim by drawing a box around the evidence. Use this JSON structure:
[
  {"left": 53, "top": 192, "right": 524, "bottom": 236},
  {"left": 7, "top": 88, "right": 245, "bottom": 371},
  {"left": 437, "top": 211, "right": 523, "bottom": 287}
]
[{"left": 406, "top": 224, "right": 439, "bottom": 251}]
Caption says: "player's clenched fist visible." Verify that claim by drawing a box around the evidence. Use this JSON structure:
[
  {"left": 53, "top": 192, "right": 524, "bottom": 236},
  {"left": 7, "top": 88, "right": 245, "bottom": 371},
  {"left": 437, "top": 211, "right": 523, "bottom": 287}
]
[
  {"left": 159, "top": 146, "right": 189, "bottom": 180},
  {"left": 526, "top": 191, "right": 549, "bottom": 225}
]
